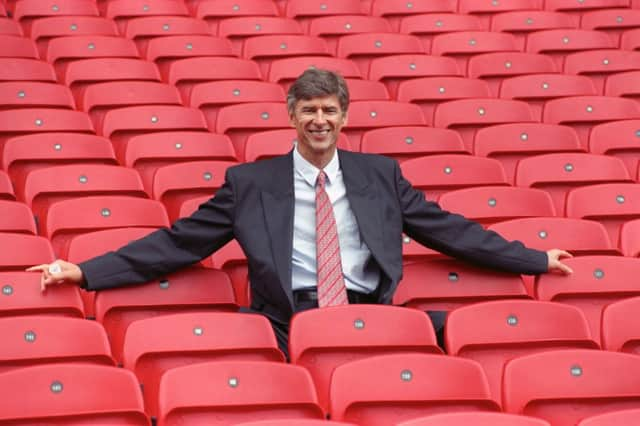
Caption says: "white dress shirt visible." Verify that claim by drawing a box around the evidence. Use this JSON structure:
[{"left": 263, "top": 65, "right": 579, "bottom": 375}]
[{"left": 291, "top": 147, "right": 381, "bottom": 293}]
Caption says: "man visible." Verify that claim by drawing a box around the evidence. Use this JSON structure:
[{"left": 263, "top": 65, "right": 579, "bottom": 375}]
[{"left": 29, "top": 69, "right": 572, "bottom": 354}]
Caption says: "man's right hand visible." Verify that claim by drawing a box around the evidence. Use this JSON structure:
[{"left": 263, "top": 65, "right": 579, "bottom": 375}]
[{"left": 26, "top": 260, "right": 84, "bottom": 292}]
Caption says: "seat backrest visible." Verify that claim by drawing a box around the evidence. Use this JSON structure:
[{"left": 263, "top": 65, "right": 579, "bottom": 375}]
[
  {"left": 0, "top": 200, "right": 36, "bottom": 234},
  {"left": 431, "top": 31, "right": 519, "bottom": 73},
  {"left": 158, "top": 361, "right": 323, "bottom": 426},
  {"left": 446, "top": 300, "right": 598, "bottom": 401},
  {"left": 588, "top": 119, "right": 640, "bottom": 177},
  {"left": 400, "top": 12, "right": 482, "bottom": 52},
  {"left": 563, "top": 50, "right": 640, "bottom": 94},
  {"left": 620, "top": 218, "right": 640, "bottom": 257},
  {"left": 0, "top": 58, "right": 56, "bottom": 82},
  {"left": 0, "top": 363, "right": 149, "bottom": 425},
  {"left": 289, "top": 305, "right": 441, "bottom": 412},
  {"left": 0, "top": 232, "right": 54, "bottom": 271},
  {"left": 503, "top": 349, "right": 640, "bottom": 426},
  {"left": 195, "top": 0, "right": 279, "bottom": 34},
  {"left": 525, "top": 29, "right": 615, "bottom": 69},
  {"left": 577, "top": 408, "right": 640, "bottom": 426},
  {"left": 397, "top": 412, "right": 551, "bottom": 426},
  {"left": 330, "top": 353, "right": 499, "bottom": 426},
  {"left": 30, "top": 16, "right": 118, "bottom": 58},
  {"left": 123, "top": 312, "right": 284, "bottom": 418},
  {"left": 0, "top": 81, "right": 75, "bottom": 110},
  {"left": 601, "top": 296, "right": 640, "bottom": 354},
  {"left": 309, "top": 15, "right": 391, "bottom": 54}
]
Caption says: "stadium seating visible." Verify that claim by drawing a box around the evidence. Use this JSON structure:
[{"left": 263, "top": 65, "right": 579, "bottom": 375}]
[
  {"left": 0, "top": 315, "right": 113, "bottom": 372},
  {"left": 194, "top": 0, "right": 280, "bottom": 34},
  {"left": 394, "top": 259, "right": 529, "bottom": 312},
  {"left": 104, "top": 0, "right": 189, "bottom": 33},
  {"left": 61, "top": 57, "right": 161, "bottom": 93},
  {"left": 563, "top": 49, "right": 640, "bottom": 94},
  {"left": 502, "top": 349, "right": 640, "bottom": 426},
  {"left": 345, "top": 78, "right": 391, "bottom": 100},
  {"left": 152, "top": 160, "right": 237, "bottom": 221},
  {"left": 397, "top": 412, "right": 551, "bottom": 426},
  {"left": 620, "top": 218, "right": 640, "bottom": 256},
  {"left": 490, "top": 11, "right": 578, "bottom": 51},
  {"left": 219, "top": 16, "right": 303, "bottom": 55},
  {"left": 13, "top": 0, "right": 99, "bottom": 31},
  {"left": 125, "top": 16, "right": 212, "bottom": 53},
  {"left": 438, "top": 186, "right": 556, "bottom": 226},
  {"left": 536, "top": 256, "right": 640, "bottom": 345},
  {"left": 400, "top": 154, "right": 508, "bottom": 201},
  {"left": 284, "top": 0, "right": 365, "bottom": 32},
  {"left": 360, "top": 126, "right": 467, "bottom": 162},
  {"left": 565, "top": 183, "right": 640, "bottom": 246},
  {"left": 0, "top": 81, "right": 75, "bottom": 110},
  {"left": 0, "top": 363, "right": 149, "bottom": 425},
  {"left": 123, "top": 312, "right": 284, "bottom": 418},
  {"left": 309, "top": 15, "right": 391, "bottom": 55},
  {"left": 329, "top": 353, "right": 499, "bottom": 425},
  {"left": 604, "top": 70, "right": 640, "bottom": 101},
  {"left": 459, "top": 0, "right": 543, "bottom": 27},
  {"left": 238, "top": 421, "right": 356, "bottom": 426},
  {"left": 0, "top": 108, "right": 94, "bottom": 144},
  {"left": 601, "top": 296, "right": 640, "bottom": 354},
  {"left": 446, "top": 300, "right": 598, "bottom": 401},
  {"left": 0, "top": 57, "right": 57, "bottom": 82},
  {"left": 0, "top": 200, "right": 36, "bottom": 234},
  {"left": 399, "top": 13, "right": 483, "bottom": 52},
  {"left": 245, "top": 128, "right": 351, "bottom": 163},
  {"left": 545, "top": 0, "right": 630, "bottom": 17},
  {"left": 431, "top": 31, "right": 519, "bottom": 73},
  {"left": 621, "top": 27, "right": 640, "bottom": 50},
  {"left": 0, "top": 271, "right": 84, "bottom": 318},
  {"left": 0, "top": 232, "right": 55, "bottom": 271},
  {"left": 370, "top": 0, "right": 457, "bottom": 32},
  {"left": 433, "top": 98, "right": 535, "bottom": 152},
  {"left": 397, "top": 76, "right": 491, "bottom": 126},
  {"left": 581, "top": 9, "right": 640, "bottom": 45},
  {"left": 243, "top": 34, "right": 331, "bottom": 76},
  {"left": 0, "top": 35, "right": 38, "bottom": 58},
  {"left": 46, "top": 35, "right": 141, "bottom": 74},
  {"left": 526, "top": 29, "right": 617, "bottom": 70},
  {"left": 0, "top": 17, "right": 21, "bottom": 36},
  {"left": 30, "top": 16, "right": 119, "bottom": 58},
  {"left": 266, "top": 55, "right": 362, "bottom": 89},
  {"left": 588, "top": 119, "right": 640, "bottom": 177},
  {"left": 578, "top": 409, "right": 640, "bottom": 426},
  {"left": 289, "top": 305, "right": 441, "bottom": 412},
  {"left": 515, "top": 153, "right": 632, "bottom": 216},
  {"left": 0, "top": 170, "right": 15, "bottom": 201},
  {"left": 157, "top": 361, "right": 323, "bottom": 425}
]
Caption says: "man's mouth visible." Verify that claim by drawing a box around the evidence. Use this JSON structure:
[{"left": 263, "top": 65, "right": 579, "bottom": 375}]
[{"left": 309, "top": 129, "right": 329, "bottom": 136}]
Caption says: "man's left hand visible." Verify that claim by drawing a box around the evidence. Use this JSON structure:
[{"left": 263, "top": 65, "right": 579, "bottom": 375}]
[{"left": 546, "top": 249, "right": 573, "bottom": 274}]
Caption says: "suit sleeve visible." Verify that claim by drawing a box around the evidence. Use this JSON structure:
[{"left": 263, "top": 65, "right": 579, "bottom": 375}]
[
  {"left": 394, "top": 161, "right": 549, "bottom": 275},
  {"left": 79, "top": 169, "right": 237, "bottom": 291}
]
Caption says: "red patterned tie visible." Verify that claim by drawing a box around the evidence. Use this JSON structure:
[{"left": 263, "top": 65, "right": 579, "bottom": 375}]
[{"left": 315, "top": 170, "right": 349, "bottom": 307}]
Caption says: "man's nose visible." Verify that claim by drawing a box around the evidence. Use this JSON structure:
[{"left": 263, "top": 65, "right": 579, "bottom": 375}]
[{"left": 313, "top": 110, "right": 327, "bottom": 123}]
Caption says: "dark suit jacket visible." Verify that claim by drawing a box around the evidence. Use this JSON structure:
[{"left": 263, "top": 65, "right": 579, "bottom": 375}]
[{"left": 80, "top": 149, "right": 548, "bottom": 324}]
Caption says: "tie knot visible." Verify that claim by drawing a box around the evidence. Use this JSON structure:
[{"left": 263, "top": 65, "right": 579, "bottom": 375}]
[{"left": 316, "top": 170, "right": 327, "bottom": 189}]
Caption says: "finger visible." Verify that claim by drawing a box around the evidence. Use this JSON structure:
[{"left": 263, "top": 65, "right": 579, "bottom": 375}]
[
  {"left": 26, "top": 264, "right": 49, "bottom": 272},
  {"left": 555, "top": 261, "right": 573, "bottom": 275},
  {"left": 558, "top": 250, "right": 573, "bottom": 259}
]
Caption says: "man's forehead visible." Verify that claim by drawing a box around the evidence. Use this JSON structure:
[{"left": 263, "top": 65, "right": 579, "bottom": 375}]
[{"left": 295, "top": 94, "right": 341, "bottom": 108}]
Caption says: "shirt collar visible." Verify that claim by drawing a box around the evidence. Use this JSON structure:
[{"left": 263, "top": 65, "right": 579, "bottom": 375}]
[{"left": 293, "top": 146, "right": 340, "bottom": 187}]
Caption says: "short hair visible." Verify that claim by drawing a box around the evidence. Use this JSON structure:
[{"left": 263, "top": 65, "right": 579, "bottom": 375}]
[{"left": 286, "top": 68, "right": 350, "bottom": 115}]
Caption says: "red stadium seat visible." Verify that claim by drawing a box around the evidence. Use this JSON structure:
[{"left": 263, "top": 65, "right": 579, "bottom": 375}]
[
  {"left": 400, "top": 13, "right": 484, "bottom": 52},
  {"left": 446, "top": 300, "right": 598, "bottom": 402},
  {"left": 104, "top": 0, "right": 189, "bottom": 33},
  {"left": 123, "top": 312, "right": 284, "bottom": 418},
  {"left": 124, "top": 16, "right": 211, "bottom": 53},
  {"left": 0, "top": 170, "right": 14, "bottom": 201},
  {"left": 0, "top": 18, "right": 21, "bottom": 36},
  {"left": 622, "top": 216, "right": 640, "bottom": 258},
  {"left": 46, "top": 35, "right": 140, "bottom": 74},
  {"left": 336, "top": 32, "right": 425, "bottom": 76},
  {"left": 309, "top": 15, "right": 391, "bottom": 55},
  {"left": 199, "top": 237, "right": 250, "bottom": 307},
  {"left": 329, "top": 353, "right": 499, "bottom": 425},
  {"left": 604, "top": 70, "right": 640, "bottom": 101},
  {"left": 158, "top": 361, "right": 323, "bottom": 425},
  {"left": 491, "top": 11, "right": 578, "bottom": 50},
  {"left": 601, "top": 296, "right": 640, "bottom": 354},
  {"left": 467, "top": 52, "right": 558, "bottom": 97},
  {"left": 289, "top": 305, "right": 441, "bottom": 413},
  {"left": 459, "top": 0, "right": 543, "bottom": 28},
  {"left": 578, "top": 409, "right": 640, "bottom": 426},
  {"left": 0, "top": 233, "right": 55, "bottom": 271},
  {"left": 516, "top": 153, "right": 632, "bottom": 215},
  {"left": 0, "top": 58, "right": 56, "bottom": 82},
  {"left": 438, "top": 186, "right": 556, "bottom": 226},
  {"left": 0, "top": 35, "right": 38, "bottom": 59},
  {"left": 431, "top": 31, "right": 518, "bottom": 74},
  {"left": 368, "top": 54, "right": 461, "bottom": 99},
  {"left": 143, "top": 35, "right": 233, "bottom": 76},
  {"left": 13, "top": 0, "right": 99, "bottom": 26},
  {"left": 152, "top": 160, "right": 238, "bottom": 221},
  {"left": 245, "top": 129, "right": 351, "bottom": 163},
  {"left": 284, "top": 0, "right": 365, "bottom": 32},
  {"left": 434, "top": 98, "right": 535, "bottom": 152},
  {"left": 0, "top": 271, "right": 84, "bottom": 318},
  {"left": 503, "top": 349, "right": 640, "bottom": 426},
  {"left": 394, "top": 259, "right": 529, "bottom": 311},
  {"left": 215, "top": 102, "right": 290, "bottom": 161},
  {"left": 166, "top": 56, "right": 262, "bottom": 96},
  {"left": 243, "top": 35, "right": 331, "bottom": 76},
  {"left": 581, "top": 9, "right": 640, "bottom": 45},
  {"left": 489, "top": 217, "right": 618, "bottom": 255},
  {"left": 194, "top": 0, "right": 280, "bottom": 34},
  {"left": 566, "top": 183, "right": 640, "bottom": 246},
  {"left": 267, "top": 55, "right": 362, "bottom": 88},
  {"left": 536, "top": 255, "right": 640, "bottom": 344},
  {"left": 0, "top": 200, "right": 36, "bottom": 234},
  {"left": 563, "top": 50, "right": 640, "bottom": 94},
  {"left": 0, "top": 108, "right": 94, "bottom": 147},
  {"left": 0, "top": 315, "right": 114, "bottom": 373},
  {"left": 499, "top": 73, "right": 597, "bottom": 120},
  {"left": 474, "top": 123, "right": 584, "bottom": 184},
  {"left": 621, "top": 28, "right": 640, "bottom": 50},
  {"left": 0, "top": 81, "right": 75, "bottom": 110},
  {"left": 401, "top": 154, "right": 508, "bottom": 201},
  {"left": 343, "top": 100, "right": 425, "bottom": 151},
  {"left": 0, "top": 364, "right": 149, "bottom": 425},
  {"left": 525, "top": 29, "right": 615, "bottom": 69},
  {"left": 545, "top": 0, "right": 630, "bottom": 18},
  {"left": 30, "top": 16, "right": 119, "bottom": 58},
  {"left": 345, "top": 78, "right": 390, "bottom": 101},
  {"left": 398, "top": 412, "right": 550, "bottom": 426},
  {"left": 219, "top": 17, "right": 303, "bottom": 56},
  {"left": 589, "top": 119, "right": 640, "bottom": 177},
  {"left": 361, "top": 126, "right": 467, "bottom": 162},
  {"left": 238, "top": 421, "right": 356, "bottom": 426},
  {"left": 543, "top": 97, "right": 640, "bottom": 148},
  {"left": 188, "top": 80, "right": 285, "bottom": 130},
  {"left": 124, "top": 131, "right": 236, "bottom": 193},
  {"left": 371, "top": 0, "right": 457, "bottom": 32},
  {"left": 43, "top": 195, "right": 169, "bottom": 257},
  {"left": 397, "top": 76, "right": 491, "bottom": 125}
]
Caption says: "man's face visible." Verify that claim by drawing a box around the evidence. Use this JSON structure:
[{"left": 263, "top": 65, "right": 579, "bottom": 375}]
[{"left": 289, "top": 94, "right": 348, "bottom": 161}]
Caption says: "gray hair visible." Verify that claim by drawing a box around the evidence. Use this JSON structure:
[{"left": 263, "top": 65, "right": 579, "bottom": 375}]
[{"left": 286, "top": 68, "right": 350, "bottom": 115}]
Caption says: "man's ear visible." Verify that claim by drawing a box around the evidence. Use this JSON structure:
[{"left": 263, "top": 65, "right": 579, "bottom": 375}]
[
  {"left": 341, "top": 111, "right": 348, "bottom": 126},
  {"left": 288, "top": 112, "right": 296, "bottom": 128}
]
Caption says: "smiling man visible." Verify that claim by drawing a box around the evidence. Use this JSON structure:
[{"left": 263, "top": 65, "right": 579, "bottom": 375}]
[{"left": 29, "top": 68, "right": 572, "bottom": 355}]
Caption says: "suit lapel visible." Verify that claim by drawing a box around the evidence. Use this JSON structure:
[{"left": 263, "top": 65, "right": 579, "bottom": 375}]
[
  {"left": 260, "top": 152, "right": 295, "bottom": 307},
  {"left": 339, "top": 150, "right": 391, "bottom": 280}
]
